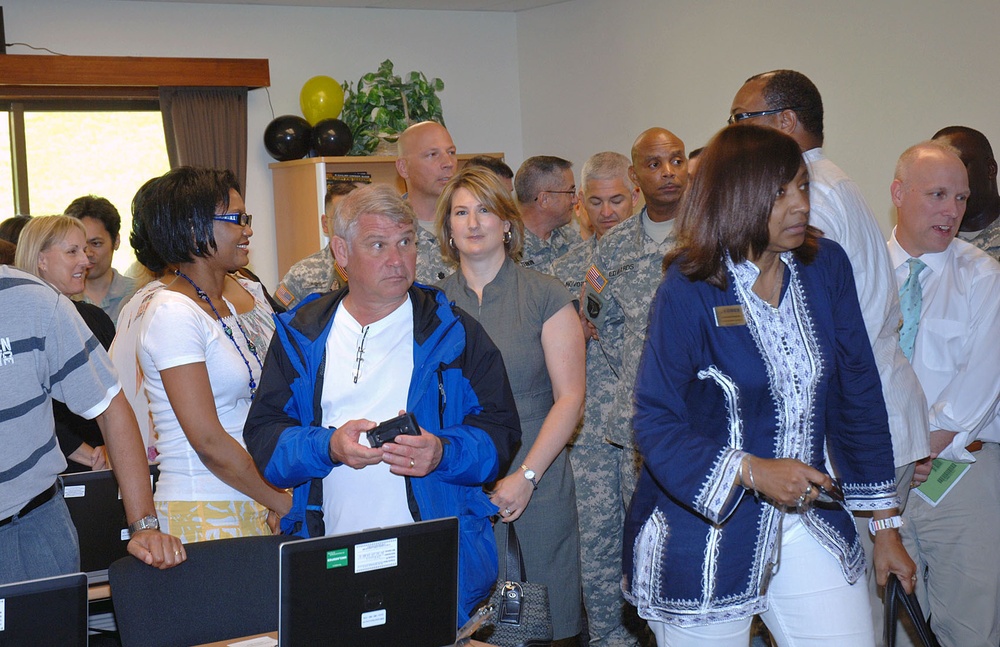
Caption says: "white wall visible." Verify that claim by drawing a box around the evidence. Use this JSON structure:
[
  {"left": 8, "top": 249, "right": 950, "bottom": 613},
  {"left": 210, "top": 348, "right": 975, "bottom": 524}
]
[
  {"left": 2, "top": 0, "right": 521, "bottom": 285},
  {"left": 516, "top": 0, "right": 1000, "bottom": 236},
  {"left": 8, "top": 0, "right": 1000, "bottom": 284}
]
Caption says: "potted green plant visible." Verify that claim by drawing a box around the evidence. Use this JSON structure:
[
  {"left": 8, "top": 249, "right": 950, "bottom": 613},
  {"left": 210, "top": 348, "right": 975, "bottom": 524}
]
[{"left": 340, "top": 59, "right": 445, "bottom": 156}]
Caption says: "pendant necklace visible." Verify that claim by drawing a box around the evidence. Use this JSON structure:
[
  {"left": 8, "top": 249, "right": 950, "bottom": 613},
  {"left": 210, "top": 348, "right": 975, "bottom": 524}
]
[{"left": 174, "top": 270, "right": 263, "bottom": 398}]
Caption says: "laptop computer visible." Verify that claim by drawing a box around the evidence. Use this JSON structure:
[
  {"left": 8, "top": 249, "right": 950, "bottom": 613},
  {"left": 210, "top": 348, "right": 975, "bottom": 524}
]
[
  {"left": 0, "top": 572, "right": 88, "bottom": 647},
  {"left": 61, "top": 464, "right": 160, "bottom": 584},
  {"left": 278, "top": 517, "right": 459, "bottom": 647}
]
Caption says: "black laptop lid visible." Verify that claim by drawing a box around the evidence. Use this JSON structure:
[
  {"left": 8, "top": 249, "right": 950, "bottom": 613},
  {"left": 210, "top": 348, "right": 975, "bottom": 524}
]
[
  {"left": 278, "top": 517, "right": 458, "bottom": 647},
  {"left": 0, "top": 572, "right": 88, "bottom": 647},
  {"left": 61, "top": 464, "right": 159, "bottom": 583}
]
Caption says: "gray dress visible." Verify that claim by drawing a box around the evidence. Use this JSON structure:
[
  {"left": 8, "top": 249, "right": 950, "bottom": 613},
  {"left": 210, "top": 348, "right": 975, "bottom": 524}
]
[{"left": 439, "top": 257, "right": 583, "bottom": 640}]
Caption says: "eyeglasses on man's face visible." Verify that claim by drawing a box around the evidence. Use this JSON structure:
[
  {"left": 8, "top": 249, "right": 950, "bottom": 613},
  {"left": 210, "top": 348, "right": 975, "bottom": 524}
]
[
  {"left": 727, "top": 107, "right": 804, "bottom": 125},
  {"left": 536, "top": 187, "right": 578, "bottom": 202},
  {"left": 213, "top": 212, "right": 253, "bottom": 227}
]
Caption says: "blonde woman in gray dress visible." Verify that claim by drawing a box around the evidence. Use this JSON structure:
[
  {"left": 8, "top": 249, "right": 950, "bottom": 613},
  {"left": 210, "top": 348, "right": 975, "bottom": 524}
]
[{"left": 436, "top": 167, "right": 586, "bottom": 644}]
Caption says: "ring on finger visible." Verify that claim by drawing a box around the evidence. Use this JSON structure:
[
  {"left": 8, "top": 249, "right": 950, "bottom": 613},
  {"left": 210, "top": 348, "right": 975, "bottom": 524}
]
[
  {"left": 409, "top": 458, "right": 415, "bottom": 468},
  {"left": 504, "top": 508, "right": 512, "bottom": 516},
  {"left": 803, "top": 484, "right": 813, "bottom": 497}
]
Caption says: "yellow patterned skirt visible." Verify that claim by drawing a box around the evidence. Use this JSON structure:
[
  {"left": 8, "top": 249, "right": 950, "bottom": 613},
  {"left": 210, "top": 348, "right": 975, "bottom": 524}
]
[{"left": 154, "top": 500, "right": 271, "bottom": 544}]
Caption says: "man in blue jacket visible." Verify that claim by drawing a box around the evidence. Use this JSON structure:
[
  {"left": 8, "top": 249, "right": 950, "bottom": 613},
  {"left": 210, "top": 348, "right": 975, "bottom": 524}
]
[{"left": 244, "top": 184, "right": 521, "bottom": 622}]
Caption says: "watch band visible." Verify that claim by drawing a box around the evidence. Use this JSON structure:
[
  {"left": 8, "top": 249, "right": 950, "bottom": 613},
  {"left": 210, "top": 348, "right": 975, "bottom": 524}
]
[
  {"left": 869, "top": 515, "right": 903, "bottom": 535},
  {"left": 128, "top": 514, "right": 160, "bottom": 536}
]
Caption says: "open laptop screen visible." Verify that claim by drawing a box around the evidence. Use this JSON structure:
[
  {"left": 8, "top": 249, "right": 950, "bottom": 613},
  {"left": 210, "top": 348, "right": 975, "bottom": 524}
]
[
  {"left": 0, "top": 572, "right": 88, "bottom": 647},
  {"left": 278, "top": 517, "right": 458, "bottom": 647}
]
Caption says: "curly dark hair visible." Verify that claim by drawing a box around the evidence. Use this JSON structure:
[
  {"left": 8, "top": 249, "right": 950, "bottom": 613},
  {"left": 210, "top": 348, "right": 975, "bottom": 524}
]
[{"left": 749, "top": 70, "right": 824, "bottom": 144}]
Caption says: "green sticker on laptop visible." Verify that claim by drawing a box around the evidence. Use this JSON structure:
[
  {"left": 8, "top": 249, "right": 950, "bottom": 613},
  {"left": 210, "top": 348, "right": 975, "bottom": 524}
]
[{"left": 326, "top": 549, "right": 348, "bottom": 569}]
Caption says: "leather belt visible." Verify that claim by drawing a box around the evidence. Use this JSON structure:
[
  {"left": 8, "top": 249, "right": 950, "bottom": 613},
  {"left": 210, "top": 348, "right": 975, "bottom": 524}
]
[
  {"left": 967, "top": 440, "right": 984, "bottom": 453},
  {"left": 0, "top": 482, "right": 58, "bottom": 528}
]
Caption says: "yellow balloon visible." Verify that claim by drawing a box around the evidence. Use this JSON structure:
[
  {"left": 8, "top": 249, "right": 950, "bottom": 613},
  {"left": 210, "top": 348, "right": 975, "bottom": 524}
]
[{"left": 300, "top": 75, "right": 345, "bottom": 125}]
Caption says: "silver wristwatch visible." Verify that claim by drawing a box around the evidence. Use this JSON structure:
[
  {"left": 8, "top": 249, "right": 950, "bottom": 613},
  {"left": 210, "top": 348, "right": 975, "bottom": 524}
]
[
  {"left": 869, "top": 515, "right": 903, "bottom": 535},
  {"left": 520, "top": 464, "right": 538, "bottom": 490},
  {"left": 128, "top": 514, "right": 160, "bottom": 536}
]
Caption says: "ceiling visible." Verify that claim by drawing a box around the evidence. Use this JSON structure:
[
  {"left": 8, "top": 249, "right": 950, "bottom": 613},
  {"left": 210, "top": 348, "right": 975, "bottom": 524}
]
[{"left": 120, "top": 0, "right": 569, "bottom": 11}]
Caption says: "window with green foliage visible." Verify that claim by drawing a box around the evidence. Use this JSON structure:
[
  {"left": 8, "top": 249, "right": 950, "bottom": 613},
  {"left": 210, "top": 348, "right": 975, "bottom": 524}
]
[{"left": 2, "top": 103, "right": 170, "bottom": 273}]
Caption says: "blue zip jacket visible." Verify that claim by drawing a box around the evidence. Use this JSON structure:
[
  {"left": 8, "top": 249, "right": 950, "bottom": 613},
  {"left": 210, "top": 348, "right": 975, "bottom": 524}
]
[{"left": 244, "top": 283, "right": 521, "bottom": 622}]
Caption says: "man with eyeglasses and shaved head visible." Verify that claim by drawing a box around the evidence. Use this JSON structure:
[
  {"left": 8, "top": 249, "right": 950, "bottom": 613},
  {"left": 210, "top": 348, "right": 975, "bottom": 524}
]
[{"left": 731, "top": 69, "right": 929, "bottom": 645}]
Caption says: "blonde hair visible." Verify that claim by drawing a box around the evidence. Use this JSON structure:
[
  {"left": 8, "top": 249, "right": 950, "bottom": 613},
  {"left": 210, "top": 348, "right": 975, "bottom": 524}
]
[
  {"left": 435, "top": 167, "right": 525, "bottom": 264},
  {"left": 14, "top": 215, "right": 87, "bottom": 279}
]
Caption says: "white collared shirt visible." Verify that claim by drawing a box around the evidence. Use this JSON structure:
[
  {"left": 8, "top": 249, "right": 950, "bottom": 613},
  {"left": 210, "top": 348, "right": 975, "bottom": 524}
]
[
  {"left": 805, "top": 148, "right": 929, "bottom": 466},
  {"left": 887, "top": 231, "right": 1000, "bottom": 461}
]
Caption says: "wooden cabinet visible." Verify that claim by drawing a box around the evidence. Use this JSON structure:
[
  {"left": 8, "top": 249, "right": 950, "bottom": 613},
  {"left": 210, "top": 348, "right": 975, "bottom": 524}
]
[{"left": 269, "top": 153, "right": 503, "bottom": 277}]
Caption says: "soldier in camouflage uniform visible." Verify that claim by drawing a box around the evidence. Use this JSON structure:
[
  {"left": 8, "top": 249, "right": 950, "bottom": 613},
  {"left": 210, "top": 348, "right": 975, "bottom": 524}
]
[
  {"left": 933, "top": 126, "right": 1000, "bottom": 261},
  {"left": 395, "top": 121, "right": 459, "bottom": 284},
  {"left": 516, "top": 156, "right": 582, "bottom": 274},
  {"left": 595, "top": 128, "right": 689, "bottom": 505},
  {"left": 274, "top": 182, "right": 356, "bottom": 309},
  {"left": 554, "top": 152, "right": 647, "bottom": 647}
]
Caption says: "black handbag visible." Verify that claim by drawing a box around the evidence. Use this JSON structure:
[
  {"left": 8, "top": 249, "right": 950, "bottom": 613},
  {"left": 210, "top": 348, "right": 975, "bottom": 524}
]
[
  {"left": 474, "top": 521, "right": 553, "bottom": 647},
  {"left": 884, "top": 573, "right": 939, "bottom": 647}
]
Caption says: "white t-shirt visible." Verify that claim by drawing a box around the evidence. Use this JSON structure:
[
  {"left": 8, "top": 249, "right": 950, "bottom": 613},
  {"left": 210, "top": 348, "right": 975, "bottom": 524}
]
[
  {"left": 321, "top": 296, "right": 415, "bottom": 535},
  {"left": 138, "top": 280, "right": 274, "bottom": 501}
]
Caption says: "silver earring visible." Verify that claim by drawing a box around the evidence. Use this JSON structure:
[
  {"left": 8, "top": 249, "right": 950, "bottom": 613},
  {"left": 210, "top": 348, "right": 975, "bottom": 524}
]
[
  {"left": 449, "top": 237, "right": 456, "bottom": 249},
  {"left": 503, "top": 230, "right": 512, "bottom": 244}
]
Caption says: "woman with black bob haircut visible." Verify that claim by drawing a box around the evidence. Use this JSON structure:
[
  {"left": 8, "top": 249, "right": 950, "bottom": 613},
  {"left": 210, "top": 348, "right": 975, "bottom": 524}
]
[
  {"left": 623, "top": 125, "right": 914, "bottom": 646},
  {"left": 131, "top": 166, "right": 291, "bottom": 544}
]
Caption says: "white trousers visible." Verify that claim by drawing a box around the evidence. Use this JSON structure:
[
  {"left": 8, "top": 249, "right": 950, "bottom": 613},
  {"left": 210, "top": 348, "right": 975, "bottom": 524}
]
[{"left": 649, "top": 515, "right": 875, "bottom": 647}]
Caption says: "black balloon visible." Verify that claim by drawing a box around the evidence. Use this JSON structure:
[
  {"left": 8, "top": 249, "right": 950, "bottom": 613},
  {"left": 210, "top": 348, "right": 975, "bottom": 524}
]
[
  {"left": 311, "top": 119, "right": 354, "bottom": 157},
  {"left": 263, "top": 115, "right": 311, "bottom": 161}
]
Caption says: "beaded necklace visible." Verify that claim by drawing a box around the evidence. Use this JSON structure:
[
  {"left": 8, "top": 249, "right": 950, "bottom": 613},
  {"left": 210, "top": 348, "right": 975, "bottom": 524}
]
[{"left": 174, "top": 270, "right": 263, "bottom": 398}]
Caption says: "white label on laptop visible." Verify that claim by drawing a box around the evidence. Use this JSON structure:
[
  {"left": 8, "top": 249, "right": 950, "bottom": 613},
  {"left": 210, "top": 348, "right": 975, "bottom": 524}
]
[
  {"left": 354, "top": 538, "right": 398, "bottom": 573},
  {"left": 227, "top": 637, "right": 277, "bottom": 647},
  {"left": 361, "top": 609, "right": 386, "bottom": 628},
  {"left": 63, "top": 485, "right": 86, "bottom": 498}
]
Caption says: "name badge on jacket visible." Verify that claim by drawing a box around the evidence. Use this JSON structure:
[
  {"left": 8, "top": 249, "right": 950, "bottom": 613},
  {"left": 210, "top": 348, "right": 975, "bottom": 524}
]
[{"left": 714, "top": 305, "right": 747, "bottom": 327}]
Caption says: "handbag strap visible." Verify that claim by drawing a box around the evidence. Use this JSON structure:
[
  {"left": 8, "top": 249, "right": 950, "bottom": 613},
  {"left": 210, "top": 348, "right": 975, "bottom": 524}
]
[
  {"left": 884, "top": 573, "right": 938, "bottom": 647},
  {"left": 501, "top": 521, "right": 528, "bottom": 583}
]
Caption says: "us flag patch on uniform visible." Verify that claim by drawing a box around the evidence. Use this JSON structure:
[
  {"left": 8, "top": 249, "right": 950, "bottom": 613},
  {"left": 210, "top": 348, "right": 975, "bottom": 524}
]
[
  {"left": 275, "top": 283, "right": 294, "bottom": 307},
  {"left": 586, "top": 264, "right": 607, "bottom": 293}
]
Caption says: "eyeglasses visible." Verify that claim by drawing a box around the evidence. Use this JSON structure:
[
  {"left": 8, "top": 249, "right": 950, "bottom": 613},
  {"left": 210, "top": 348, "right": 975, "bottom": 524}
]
[
  {"left": 727, "top": 107, "right": 805, "bottom": 125},
  {"left": 535, "top": 187, "right": 577, "bottom": 201},
  {"left": 214, "top": 212, "right": 253, "bottom": 227}
]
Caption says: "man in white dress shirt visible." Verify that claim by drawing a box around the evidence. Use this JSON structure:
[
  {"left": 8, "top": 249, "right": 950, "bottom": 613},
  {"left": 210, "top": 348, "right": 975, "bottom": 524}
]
[
  {"left": 730, "top": 70, "right": 932, "bottom": 643},
  {"left": 887, "top": 141, "right": 1000, "bottom": 646}
]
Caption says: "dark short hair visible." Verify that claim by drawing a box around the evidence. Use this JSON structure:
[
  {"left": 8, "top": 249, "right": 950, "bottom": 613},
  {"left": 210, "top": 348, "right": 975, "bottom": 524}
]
[
  {"left": 666, "top": 124, "right": 818, "bottom": 289},
  {"left": 0, "top": 215, "right": 32, "bottom": 245},
  {"left": 129, "top": 167, "right": 241, "bottom": 273},
  {"left": 514, "top": 155, "right": 573, "bottom": 203},
  {"left": 64, "top": 195, "right": 122, "bottom": 240},
  {"left": 324, "top": 181, "right": 360, "bottom": 213},
  {"left": 750, "top": 69, "right": 824, "bottom": 143},
  {"left": 464, "top": 155, "right": 514, "bottom": 180},
  {"left": 0, "top": 238, "right": 14, "bottom": 264}
]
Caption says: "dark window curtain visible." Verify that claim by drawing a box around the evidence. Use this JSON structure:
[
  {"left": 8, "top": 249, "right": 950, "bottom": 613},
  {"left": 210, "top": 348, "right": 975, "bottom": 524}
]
[{"left": 159, "top": 87, "right": 248, "bottom": 190}]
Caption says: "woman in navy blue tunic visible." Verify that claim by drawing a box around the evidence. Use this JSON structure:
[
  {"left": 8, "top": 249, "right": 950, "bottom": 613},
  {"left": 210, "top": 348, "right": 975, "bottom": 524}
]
[{"left": 623, "top": 125, "right": 915, "bottom": 646}]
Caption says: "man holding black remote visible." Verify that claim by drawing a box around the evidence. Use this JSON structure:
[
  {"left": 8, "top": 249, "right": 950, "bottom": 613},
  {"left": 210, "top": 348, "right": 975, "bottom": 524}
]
[{"left": 244, "top": 184, "right": 521, "bottom": 623}]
